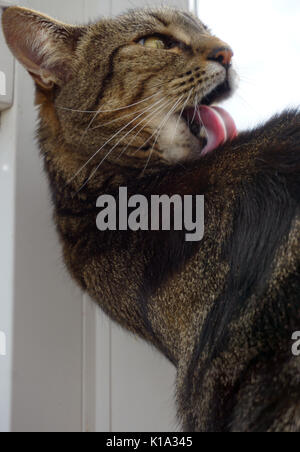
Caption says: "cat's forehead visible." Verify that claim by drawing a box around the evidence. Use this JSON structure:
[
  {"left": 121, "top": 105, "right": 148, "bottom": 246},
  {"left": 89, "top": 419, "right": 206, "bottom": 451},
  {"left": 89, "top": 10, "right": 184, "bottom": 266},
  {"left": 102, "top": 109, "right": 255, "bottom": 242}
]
[{"left": 92, "top": 8, "right": 209, "bottom": 44}]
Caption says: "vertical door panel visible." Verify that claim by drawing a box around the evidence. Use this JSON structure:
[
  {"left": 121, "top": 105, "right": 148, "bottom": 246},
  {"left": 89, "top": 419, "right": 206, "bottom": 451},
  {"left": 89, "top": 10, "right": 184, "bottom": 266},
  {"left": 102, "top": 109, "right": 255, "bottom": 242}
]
[
  {"left": 0, "top": 0, "right": 16, "bottom": 428},
  {"left": 9, "top": 0, "right": 88, "bottom": 433}
]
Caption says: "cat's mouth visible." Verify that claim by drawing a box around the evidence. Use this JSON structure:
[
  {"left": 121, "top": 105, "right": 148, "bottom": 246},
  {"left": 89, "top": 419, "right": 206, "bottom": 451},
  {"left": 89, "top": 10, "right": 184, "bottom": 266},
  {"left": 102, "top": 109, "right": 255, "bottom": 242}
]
[
  {"left": 182, "top": 104, "right": 237, "bottom": 156},
  {"left": 181, "top": 82, "right": 238, "bottom": 157}
]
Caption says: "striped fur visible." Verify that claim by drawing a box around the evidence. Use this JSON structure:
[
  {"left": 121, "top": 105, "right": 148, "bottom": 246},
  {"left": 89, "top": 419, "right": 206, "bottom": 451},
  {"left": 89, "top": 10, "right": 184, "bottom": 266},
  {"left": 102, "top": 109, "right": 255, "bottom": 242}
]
[{"left": 2, "top": 6, "right": 300, "bottom": 432}]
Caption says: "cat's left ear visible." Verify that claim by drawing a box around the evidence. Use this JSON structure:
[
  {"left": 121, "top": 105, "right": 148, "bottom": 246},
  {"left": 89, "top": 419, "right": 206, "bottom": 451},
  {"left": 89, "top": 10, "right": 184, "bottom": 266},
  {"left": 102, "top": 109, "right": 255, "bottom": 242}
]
[{"left": 2, "top": 6, "right": 85, "bottom": 90}]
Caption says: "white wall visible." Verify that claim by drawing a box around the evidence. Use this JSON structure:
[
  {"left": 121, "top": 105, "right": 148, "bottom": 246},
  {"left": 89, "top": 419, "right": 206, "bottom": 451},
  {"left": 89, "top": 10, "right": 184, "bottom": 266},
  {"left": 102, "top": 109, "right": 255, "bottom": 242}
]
[{"left": 0, "top": 0, "right": 188, "bottom": 433}]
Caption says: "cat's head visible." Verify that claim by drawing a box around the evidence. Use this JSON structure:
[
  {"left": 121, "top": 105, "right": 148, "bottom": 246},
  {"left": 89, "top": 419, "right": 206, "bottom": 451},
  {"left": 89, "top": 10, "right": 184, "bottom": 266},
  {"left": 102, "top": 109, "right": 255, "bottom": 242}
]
[{"left": 2, "top": 6, "right": 237, "bottom": 174}]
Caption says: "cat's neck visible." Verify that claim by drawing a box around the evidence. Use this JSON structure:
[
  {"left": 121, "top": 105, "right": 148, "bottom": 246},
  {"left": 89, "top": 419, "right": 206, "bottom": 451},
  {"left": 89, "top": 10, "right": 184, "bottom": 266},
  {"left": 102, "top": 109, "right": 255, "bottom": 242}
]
[{"left": 39, "top": 105, "right": 300, "bottom": 431}]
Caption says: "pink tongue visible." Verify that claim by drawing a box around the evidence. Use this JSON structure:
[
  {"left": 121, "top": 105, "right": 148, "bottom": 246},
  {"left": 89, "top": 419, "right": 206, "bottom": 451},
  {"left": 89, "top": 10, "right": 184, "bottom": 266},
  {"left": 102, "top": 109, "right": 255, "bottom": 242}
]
[{"left": 198, "top": 105, "right": 238, "bottom": 156}]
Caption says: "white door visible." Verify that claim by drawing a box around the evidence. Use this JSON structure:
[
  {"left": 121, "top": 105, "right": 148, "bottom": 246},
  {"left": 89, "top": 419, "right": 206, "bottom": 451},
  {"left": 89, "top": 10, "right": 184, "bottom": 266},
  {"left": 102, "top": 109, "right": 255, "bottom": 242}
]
[{"left": 0, "top": 0, "right": 188, "bottom": 433}]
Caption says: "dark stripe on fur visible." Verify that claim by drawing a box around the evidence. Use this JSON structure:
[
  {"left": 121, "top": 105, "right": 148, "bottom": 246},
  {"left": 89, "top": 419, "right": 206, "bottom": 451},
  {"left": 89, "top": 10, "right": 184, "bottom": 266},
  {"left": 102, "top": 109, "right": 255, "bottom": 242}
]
[
  {"left": 92, "top": 43, "right": 129, "bottom": 110},
  {"left": 149, "top": 13, "right": 169, "bottom": 27},
  {"left": 183, "top": 170, "right": 298, "bottom": 431}
]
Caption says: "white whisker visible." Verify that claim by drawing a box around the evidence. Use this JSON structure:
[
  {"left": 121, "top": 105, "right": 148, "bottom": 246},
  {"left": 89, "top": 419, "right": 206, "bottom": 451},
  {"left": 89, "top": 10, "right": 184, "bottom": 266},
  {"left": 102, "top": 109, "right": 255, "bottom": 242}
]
[
  {"left": 191, "top": 94, "right": 199, "bottom": 124},
  {"left": 90, "top": 96, "right": 163, "bottom": 130},
  {"left": 79, "top": 108, "right": 102, "bottom": 145},
  {"left": 79, "top": 94, "right": 163, "bottom": 144},
  {"left": 140, "top": 96, "right": 184, "bottom": 176},
  {"left": 117, "top": 98, "right": 175, "bottom": 160},
  {"left": 171, "top": 89, "right": 193, "bottom": 144},
  {"left": 57, "top": 91, "right": 161, "bottom": 115},
  {"left": 79, "top": 98, "right": 170, "bottom": 189},
  {"left": 151, "top": 96, "right": 184, "bottom": 151},
  {"left": 67, "top": 97, "right": 166, "bottom": 185}
]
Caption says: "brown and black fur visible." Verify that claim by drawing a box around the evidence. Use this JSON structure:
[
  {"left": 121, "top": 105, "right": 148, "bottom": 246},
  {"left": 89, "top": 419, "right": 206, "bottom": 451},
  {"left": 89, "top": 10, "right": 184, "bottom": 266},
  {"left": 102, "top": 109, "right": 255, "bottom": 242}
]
[{"left": 2, "top": 6, "right": 300, "bottom": 432}]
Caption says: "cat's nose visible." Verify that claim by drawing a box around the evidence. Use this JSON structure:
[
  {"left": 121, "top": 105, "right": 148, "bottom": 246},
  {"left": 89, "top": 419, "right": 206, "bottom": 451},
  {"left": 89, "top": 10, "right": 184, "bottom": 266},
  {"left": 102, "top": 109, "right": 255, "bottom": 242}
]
[{"left": 207, "top": 47, "right": 233, "bottom": 69}]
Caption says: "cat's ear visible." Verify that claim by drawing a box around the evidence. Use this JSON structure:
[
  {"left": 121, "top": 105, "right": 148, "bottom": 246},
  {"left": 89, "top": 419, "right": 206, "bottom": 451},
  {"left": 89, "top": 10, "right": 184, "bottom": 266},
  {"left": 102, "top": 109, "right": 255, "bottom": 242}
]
[{"left": 2, "top": 6, "right": 85, "bottom": 90}]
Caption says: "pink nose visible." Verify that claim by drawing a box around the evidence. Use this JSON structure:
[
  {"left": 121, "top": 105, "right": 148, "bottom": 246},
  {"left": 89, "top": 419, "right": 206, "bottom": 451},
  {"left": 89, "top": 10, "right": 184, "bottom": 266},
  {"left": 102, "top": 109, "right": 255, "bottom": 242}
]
[{"left": 207, "top": 47, "right": 233, "bottom": 69}]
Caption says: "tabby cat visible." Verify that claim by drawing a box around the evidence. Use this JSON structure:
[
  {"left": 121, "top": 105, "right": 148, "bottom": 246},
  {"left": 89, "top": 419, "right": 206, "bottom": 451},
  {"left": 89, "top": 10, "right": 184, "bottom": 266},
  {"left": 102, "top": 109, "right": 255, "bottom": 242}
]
[{"left": 2, "top": 6, "right": 300, "bottom": 432}]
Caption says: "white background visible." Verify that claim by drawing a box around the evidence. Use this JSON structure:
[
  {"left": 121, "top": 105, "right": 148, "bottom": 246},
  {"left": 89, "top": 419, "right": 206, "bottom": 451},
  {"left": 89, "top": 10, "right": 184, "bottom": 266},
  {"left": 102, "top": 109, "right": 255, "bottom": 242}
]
[{"left": 195, "top": 0, "right": 300, "bottom": 130}]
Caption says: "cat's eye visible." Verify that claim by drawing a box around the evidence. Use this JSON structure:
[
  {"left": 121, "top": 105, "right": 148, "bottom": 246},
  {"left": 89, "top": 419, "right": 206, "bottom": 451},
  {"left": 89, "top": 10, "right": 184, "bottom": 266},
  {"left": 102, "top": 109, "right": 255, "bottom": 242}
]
[{"left": 138, "top": 36, "right": 166, "bottom": 50}]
